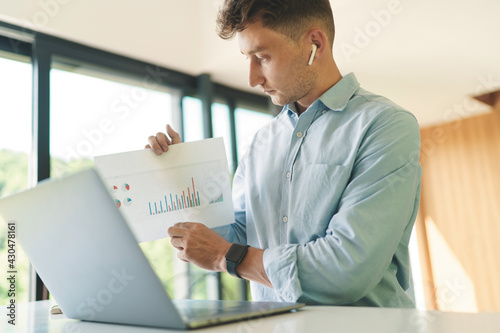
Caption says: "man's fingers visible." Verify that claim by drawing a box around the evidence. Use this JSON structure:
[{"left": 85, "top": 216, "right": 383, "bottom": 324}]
[
  {"left": 167, "top": 124, "right": 182, "bottom": 144},
  {"left": 171, "top": 238, "right": 184, "bottom": 250},
  {"left": 173, "top": 222, "right": 190, "bottom": 228},
  {"left": 146, "top": 132, "right": 171, "bottom": 156},
  {"left": 177, "top": 252, "right": 189, "bottom": 263},
  {"left": 168, "top": 226, "right": 188, "bottom": 237},
  {"left": 147, "top": 135, "right": 163, "bottom": 155},
  {"left": 173, "top": 222, "right": 201, "bottom": 229},
  {"left": 145, "top": 124, "right": 181, "bottom": 156},
  {"left": 156, "top": 132, "right": 171, "bottom": 152},
  {"left": 167, "top": 224, "right": 191, "bottom": 238}
]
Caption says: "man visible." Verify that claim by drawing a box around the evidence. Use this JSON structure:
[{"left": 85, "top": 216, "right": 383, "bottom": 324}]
[{"left": 146, "top": 0, "right": 421, "bottom": 307}]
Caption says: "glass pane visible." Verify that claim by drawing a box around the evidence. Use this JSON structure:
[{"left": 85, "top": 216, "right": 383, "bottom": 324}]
[
  {"left": 235, "top": 108, "right": 274, "bottom": 160},
  {"left": 212, "top": 103, "right": 235, "bottom": 172},
  {"left": 50, "top": 68, "right": 173, "bottom": 177},
  {"left": 182, "top": 96, "right": 204, "bottom": 142},
  {"left": 0, "top": 55, "right": 32, "bottom": 304}
]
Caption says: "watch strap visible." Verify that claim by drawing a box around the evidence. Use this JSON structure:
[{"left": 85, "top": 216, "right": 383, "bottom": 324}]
[
  {"left": 226, "top": 260, "right": 241, "bottom": 279},
  {"left": 225, "top": 243, "right": 249, "bottom": 279}
]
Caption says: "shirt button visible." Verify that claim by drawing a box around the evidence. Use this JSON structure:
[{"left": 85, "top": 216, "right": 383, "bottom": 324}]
[
  {"left": 282, "top": 216, "right": 288, "bottom": 223},
  {"left": 322, "top": 110, "right": 327, "bottom": 115},
  {"left": 286, "top": 172, "right": 291, "bottom": 178},
  {"left": 296, "top": 132, "right": 303, "bottom": 138}
]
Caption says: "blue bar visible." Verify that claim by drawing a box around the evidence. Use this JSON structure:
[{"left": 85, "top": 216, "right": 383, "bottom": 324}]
[
  {"left": 170, "top": 194, "right": 174, "bottom": 211},
  {"left": 160, "top": 201, "right": 163, "bottom": 213},
  {"left": 149, "top": 203, "right": 152, "bottom": 215},
  {"left": 154, "top": 202, "right": 157, "bottom": 214},
  {"left": 176, "top": 195, "right": 179, "bottom": 210},
  {"left": 165, "top": 196, "right": 168, "bottom": 212},
  {"left": 197, "top": 192, "right": 200, "bottom": 206},
  {"left": 192, "top": 194, "right": 195, "bottom": 207}
]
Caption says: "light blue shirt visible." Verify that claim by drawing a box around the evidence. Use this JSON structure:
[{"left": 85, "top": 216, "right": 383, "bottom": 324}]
[{"left": 215, "top": 73, "right": 422, "bottom": 307}]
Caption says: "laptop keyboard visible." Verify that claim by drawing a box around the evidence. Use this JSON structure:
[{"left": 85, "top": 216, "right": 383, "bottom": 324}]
[
  {"left": 173, "top": 300, "right": 253, "bottom": 320},
  {"left": 171, "top": 299, "right": 304, "bottom": 328}
]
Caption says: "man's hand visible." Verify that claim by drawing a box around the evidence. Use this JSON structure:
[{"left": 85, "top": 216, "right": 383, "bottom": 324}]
[
  {"left": 145, "top": 124, "right": 181, "bottom": 155},
  {"left": 169, "top": 222, "right": 273, "bottom": 288},
  {"left": 168, "top": 222, "right": 232, "bottom": 272}
]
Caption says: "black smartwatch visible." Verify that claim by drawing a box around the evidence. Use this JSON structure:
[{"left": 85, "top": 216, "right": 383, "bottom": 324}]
[{"left": 225, "top": 243, "right": 249, "bottom": 279}]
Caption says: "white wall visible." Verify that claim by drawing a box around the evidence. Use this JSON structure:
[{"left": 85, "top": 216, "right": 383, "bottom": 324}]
[
  {"left": 0, "top": 0, "right": 236, "bottom": 77},
  {"left": 1, "top": 0, "right": 500, "bottom": 127}
]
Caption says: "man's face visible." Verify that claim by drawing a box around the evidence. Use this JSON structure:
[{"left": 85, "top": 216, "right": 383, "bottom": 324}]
[{"left": 238, "top": 22, "right": 317, "bottom": 107}]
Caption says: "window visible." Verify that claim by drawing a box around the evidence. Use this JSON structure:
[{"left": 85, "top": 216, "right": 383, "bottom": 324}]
[
  {"left": 235, "top": 107, "right": 274, "bottom": 159},
  {"left": 0, "top": 52, "right": 33, "bottom": 305},
  {"left": 182, "top": 96, "right": 204, "bottom": 142},
  {"left": 212, "top": 102, "right": 235, "bottom": 173}
]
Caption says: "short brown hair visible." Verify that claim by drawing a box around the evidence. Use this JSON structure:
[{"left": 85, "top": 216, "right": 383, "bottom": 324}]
[{"left": 216, "top": 0, "right": 335, "bottom": 45}]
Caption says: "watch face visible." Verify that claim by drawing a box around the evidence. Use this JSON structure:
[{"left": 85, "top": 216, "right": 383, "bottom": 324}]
[{"left": 226, "top": 244, "right": 247, "bottom": 263}]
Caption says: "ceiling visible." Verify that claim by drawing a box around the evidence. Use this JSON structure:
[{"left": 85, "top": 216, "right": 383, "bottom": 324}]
[{"left": 1, "top": 0, "right": 499, "bottom": 127}]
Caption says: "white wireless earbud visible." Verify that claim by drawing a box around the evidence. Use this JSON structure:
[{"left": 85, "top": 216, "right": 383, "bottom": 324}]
[{"left": 308, "top": 44, "right": 317, "bottom": 66}]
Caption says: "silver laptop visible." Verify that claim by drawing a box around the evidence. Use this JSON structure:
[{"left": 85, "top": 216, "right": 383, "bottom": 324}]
[{"left": 0, "top": 169, "right": 304, "bottom": 329}]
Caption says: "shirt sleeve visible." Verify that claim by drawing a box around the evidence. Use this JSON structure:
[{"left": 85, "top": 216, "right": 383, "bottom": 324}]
[
  {"left": 212, "top": 157, "right": 247, "bottom": 244},
  {"left": 263, "top": 110, "right": 422, "bottom": 304}
]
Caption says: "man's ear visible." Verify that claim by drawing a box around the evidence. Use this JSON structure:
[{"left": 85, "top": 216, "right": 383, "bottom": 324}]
[{"left": 306, "top": 28, "right": 328, "bottom": 61}]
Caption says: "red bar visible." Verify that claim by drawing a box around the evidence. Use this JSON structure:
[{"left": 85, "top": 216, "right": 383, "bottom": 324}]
[{"left": 192, "top": 178, "right": 196, "bottom": 205}]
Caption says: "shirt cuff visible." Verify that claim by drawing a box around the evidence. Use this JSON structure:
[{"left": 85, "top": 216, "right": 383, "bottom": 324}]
[{"left": 263, "top": 245, "right": 303, "bottom": 302}]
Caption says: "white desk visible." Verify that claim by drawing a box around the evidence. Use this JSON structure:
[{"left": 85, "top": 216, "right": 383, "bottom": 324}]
[{"left": 3, "top": 300, "right": 500, "bottom": 333}]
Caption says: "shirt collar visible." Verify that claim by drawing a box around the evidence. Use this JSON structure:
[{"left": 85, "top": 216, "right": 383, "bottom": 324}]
[
  {"left": 318, "top": 72, "right": 360, "bottom": 112},
  {"left": 277, "top": 72, "right": 360, "bottom": 119}
]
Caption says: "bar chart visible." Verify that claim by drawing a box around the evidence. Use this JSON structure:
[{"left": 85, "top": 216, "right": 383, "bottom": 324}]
[{"left": 148, "top": 177, "right": 201, "bottom": 215}]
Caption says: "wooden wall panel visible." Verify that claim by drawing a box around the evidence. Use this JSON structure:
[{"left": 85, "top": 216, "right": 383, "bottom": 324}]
[{"left": 417, "top": 110, "right": 500, "bottom": 312}]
